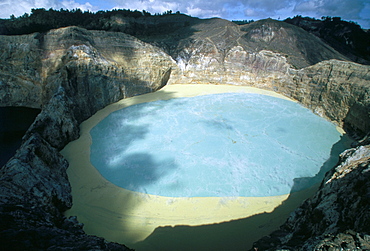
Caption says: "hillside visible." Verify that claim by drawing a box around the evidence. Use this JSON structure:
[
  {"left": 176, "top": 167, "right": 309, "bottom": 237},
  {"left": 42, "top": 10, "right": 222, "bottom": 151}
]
[
  {"left": 285, "top": 16, "right": 370, "bottom": 65},
  {"left": 0, "top": 10, "right": 370, "bottom": 250},
  {"left": 0, "top": 9, "right": 366, "bottom": 68}
]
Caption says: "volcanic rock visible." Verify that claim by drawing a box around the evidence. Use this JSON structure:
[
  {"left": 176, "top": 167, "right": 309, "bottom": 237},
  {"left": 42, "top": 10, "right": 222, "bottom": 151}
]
[{"left": 0, "top": 17, "right": 369, "bottom": 250}]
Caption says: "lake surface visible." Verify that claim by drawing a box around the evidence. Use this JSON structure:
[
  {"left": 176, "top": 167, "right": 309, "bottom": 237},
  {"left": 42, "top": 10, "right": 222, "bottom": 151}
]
[{"left": 90, "top": 92, "right": 347, "bottom": 198}]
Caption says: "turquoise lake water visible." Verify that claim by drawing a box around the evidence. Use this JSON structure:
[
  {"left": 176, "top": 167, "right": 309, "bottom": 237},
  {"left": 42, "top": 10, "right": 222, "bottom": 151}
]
[{"left": 90, "top": 93, "right": 350, "bottom": 197}]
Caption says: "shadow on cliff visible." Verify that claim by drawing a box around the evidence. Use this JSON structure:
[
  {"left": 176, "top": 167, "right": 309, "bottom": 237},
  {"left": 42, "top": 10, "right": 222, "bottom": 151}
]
[
  {"left": 131, "top": 135, "right": 352, "bottom": 251},
  {"left": 342, "top": 104, "right": 370, "bottom": 143},
  {"left": 0, "top": 107, "right": 41, "bottom": 167}
]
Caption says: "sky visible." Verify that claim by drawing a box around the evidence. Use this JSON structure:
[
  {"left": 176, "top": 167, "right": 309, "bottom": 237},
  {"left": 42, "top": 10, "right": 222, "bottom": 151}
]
[{"left": 0, "top": 0, "right": 369, "bottom": 28}]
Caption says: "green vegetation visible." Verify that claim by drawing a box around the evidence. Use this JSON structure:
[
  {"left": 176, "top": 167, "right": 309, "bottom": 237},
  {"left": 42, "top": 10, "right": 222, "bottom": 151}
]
[
  {"left": 0, "top": 9, "right": 368, "bottom": 65},
  {"left": 285, "top": 15, "right": 370, "bottom": 63},
  {"left": 0, "top": 8, "right": 186, "bottom": 36},
  {"left": 232, "top": 20, "right": 254, "bottom": 25}
]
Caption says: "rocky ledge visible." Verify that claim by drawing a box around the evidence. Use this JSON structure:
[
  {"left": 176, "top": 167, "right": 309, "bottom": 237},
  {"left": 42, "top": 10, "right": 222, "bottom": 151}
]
[{"left": 0, "top": 20, "right": 370, "bottom": 250}]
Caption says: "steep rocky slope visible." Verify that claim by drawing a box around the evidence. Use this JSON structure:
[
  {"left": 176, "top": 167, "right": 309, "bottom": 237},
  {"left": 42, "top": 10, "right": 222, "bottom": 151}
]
[
  {"left": 0, "top": 26, "right": 175, "bottom": 250},
  {"left": 285, "top": 16, "right": 370, "bottom": 65},
  {"left": 0, "top": 18, "right": 369, "bottom": 250},
  {"left": 143, "top": 18, "right": 349, "bottom": 71}
]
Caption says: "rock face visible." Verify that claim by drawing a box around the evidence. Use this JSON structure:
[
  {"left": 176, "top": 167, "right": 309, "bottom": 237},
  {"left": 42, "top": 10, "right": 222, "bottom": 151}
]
[
  {"left": 252, "top": 145, "right": 370, "bottom": 250},
  {"left": 0, "top": 34, "right": 43, "bottom": 108},
  {"left": 0, "top": 26, "right": 175, "bottom": 250},
  {"left": 0, "top": 18, "right": 369, "bottom": 250},
  {"left": 163, "top": 18, "right": 349, "bottom": 87},
  {"left": 283, "top": 60, "right": 370, "bottom": 135}
]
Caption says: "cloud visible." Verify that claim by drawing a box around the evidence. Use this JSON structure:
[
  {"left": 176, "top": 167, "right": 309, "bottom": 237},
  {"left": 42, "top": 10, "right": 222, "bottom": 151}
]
[
  {"left": 242, "top": 0, "right": 293, "bottom": 13},
  {"left": 112, "top": 0, "right": 228, "bottom": 18},
  {"left": 294, "top": 0, "right": 365, "bottom": 19},
  {"left": 112, "top": 0, "right": 179, "bottom": 14},
  {"left": 61, "top": 0, "right": 95, "bottom": 11},
  {"left": 111, "top": 0, "right": 369, "bottom": 27},
  {"left": 111, "top": 0, "right": 290, "bottom": 21},
  {"left": 0, "top": 0, "right": 97, "bottom": 18}
]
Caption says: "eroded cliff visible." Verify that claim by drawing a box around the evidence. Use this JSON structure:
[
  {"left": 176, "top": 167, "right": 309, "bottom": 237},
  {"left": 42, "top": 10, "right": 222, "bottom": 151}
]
[
  {"left": 0, "top": 18, "right": 369, "bottom": 250},
  {"left": 0, "top": 26, "right": 175, "bottom": 250}
]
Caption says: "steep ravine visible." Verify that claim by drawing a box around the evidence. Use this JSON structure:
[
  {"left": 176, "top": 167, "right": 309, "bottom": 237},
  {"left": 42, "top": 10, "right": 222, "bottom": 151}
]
[{"left": 0, "top": 23, "right": 369, "bottom": 250}]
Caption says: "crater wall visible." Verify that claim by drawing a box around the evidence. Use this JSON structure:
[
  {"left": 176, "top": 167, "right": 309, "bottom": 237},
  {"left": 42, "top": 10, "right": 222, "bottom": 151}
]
[{"left": 0, "top": 25, "right": 369, "bottom": 250}]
